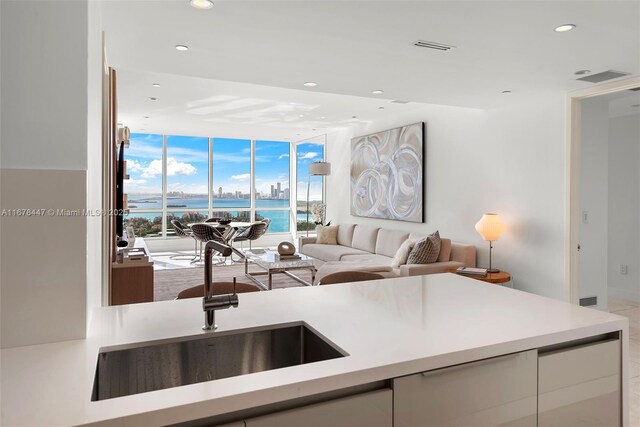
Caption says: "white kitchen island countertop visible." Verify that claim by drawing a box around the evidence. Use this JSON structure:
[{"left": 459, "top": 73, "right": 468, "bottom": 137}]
[{"left": 0, "top": 273, "right": 628, "bottom": 426}]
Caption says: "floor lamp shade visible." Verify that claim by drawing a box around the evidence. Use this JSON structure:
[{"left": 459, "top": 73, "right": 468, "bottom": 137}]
[
  {"left": 306, "top": 162, "right": 331, "bottom": 236},
  {"left": 309, "top": 161, "right": 331, "bottom": 176}
]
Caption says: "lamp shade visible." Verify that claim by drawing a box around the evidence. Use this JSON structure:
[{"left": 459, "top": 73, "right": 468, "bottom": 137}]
[
  {"left": 309, "top": 161, "right": 331, "bottom": 176},
  {"left": 475, "top": 213, "right": 505, "bottom": 241}
]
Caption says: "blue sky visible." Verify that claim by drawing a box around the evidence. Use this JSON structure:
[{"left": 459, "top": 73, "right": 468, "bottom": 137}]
[{"left": 124, "top": 133, "right": 323, "bottom": 199}]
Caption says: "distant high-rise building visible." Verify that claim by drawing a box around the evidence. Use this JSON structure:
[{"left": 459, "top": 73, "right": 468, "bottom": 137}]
[
  {"left": 218, "top": 187, "right": 222, "bottom": 198},
  {"left": 284, "top": 188, "right": 290, "bottom": 199},
  {"left": 270, "top": 185, "right": 275, "bottom": 198},
  {"left": 277, "top": 182, "right": 281, "bottom": 196}
]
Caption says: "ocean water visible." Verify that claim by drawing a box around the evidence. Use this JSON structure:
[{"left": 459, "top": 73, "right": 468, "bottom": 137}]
[{"left": 125, "top": 195, "right": 316, "bottom": 235}]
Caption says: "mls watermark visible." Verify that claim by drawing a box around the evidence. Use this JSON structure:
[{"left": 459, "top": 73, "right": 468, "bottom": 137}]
[{"left": 1, "top": 209, "right": 127, "bottom": 217}]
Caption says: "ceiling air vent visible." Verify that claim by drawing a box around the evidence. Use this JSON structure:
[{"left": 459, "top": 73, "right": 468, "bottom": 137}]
[
  {"left": 576, "top": 70, "right": 631, "bottom": 83},
  {"left": 412, "top": 40, "right": 455, "bottom": 51}
]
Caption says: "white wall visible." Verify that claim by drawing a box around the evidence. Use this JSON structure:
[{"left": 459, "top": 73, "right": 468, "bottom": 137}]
[
  {"left": 578, "top": 98, "right": 610, "bottom": 311},
  {"left": 326, "top": 94, "right": 568, "bottom": 300},
  {"left": 608, "top": 114, "right": 640, "bottom": 302},
  {"left": 0, "top": 0, "right": 90, "bottom": 348}
]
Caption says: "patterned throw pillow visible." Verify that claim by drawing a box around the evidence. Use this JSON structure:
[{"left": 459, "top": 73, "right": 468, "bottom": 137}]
[
  {"left": 316, "top": 225, "right": 338, "bottom": 245},
  {"left": 406, "top": 231, "right": 441, "bottom": 264}
]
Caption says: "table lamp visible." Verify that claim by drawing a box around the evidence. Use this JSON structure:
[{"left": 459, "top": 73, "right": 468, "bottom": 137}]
[
  {"left": 307, "top": 161, "right": 331, "bottom": 236},
  {"left": 475, "top": 213, "right": 505, "bottom": 273}
]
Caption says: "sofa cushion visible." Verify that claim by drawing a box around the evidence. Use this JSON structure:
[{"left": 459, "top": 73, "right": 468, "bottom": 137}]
[
  {"left": 351, "top": 225, "right": 380, "bottom": 253},
  {"left": 407, "top": 231, "right": 441, "bottom": 264},
  {"left": 438, "top": 238, "right": 452, "bottom": 262},
  {"left": 315, "top": 225, "right": 338, "bottom": 245},
  {"left": 340, "top": 253, "right": 394, "bottom": 266},
  {"left": 302, "top": 244, "right": 369, "bottom": 262},
  {"left": 337, "top": 224, "right": 356, "bottom": 247},
  {"left": 375, "top": 229, "right": 410, "bottom": 258}
]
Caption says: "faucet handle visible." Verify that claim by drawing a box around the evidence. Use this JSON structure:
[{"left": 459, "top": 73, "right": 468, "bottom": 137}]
[{"left": 232, "top": 277, "right": 237, "bottom": 295}]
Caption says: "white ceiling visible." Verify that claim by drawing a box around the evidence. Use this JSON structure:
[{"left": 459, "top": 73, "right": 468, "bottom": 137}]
[
  {"left": 102, "top": 0, "right": 640, "bottom": 137},
  {"left": 116, "top": 69, "right": 422, "bottom": 140}
]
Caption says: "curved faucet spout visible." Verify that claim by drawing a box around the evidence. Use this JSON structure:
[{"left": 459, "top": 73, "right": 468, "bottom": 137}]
[{"left": 202, "top": 241, "right": 237, "bottom": 331}]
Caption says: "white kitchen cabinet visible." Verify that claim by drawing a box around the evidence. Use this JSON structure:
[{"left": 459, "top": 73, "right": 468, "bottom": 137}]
[
  {"left": 538, "top": 338, "right": 621, "bottom": 427},
  {"left": 393, "top": 350, "right": 538, "bottom": 427},
  {"left": 244, "top": 389, "right": 392, "bottom": 427}
]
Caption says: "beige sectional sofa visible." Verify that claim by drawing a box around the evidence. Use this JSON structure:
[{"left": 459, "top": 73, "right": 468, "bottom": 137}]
[{"left": 299, "top": 224, "right": 476, "bottom": 278}]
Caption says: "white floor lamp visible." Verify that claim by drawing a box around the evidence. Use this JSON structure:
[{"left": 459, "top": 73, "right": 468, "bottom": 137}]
[{"left": 307, "top": 161, "right": 331, "bottom": 236}]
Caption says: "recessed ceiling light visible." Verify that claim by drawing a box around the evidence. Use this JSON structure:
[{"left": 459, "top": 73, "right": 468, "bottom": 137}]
[
  {"left": 320, "top": 116, "right": 326, "bottom": 119},
  {"left": 143, "top": 116, "right": 150, "bottom": 119},
  {"left": 152, "top": 83, "right": 160, "bottom": 87},
  {"left": 299, "top": 114, "right": 305, "bottom": 118},
  {"left": 149, "top": 97, "right": 157, "bottom": 101},
  {"left": 190, "top": 0, "right": 213, "bottom": 9},
  {"left": 501, "top": 90, "right": 512, "bottom": 94},
  {"left": 303, "top": 82, "right": 317, "bottom": 87},
  {"left": 554, "top": 24, "right": 576, "bottom": 32},
  {"left": 574, "top": 70, "right": 591, "bottom": 75},
  {"left": 352, "top": 116, "right": 357, "bottom": 119},
  {"left": 175, "top": 45, "right": 189, "bottom": 51},
  {"left": 372, "top": 90, "right": 384, "bottom": 94}
]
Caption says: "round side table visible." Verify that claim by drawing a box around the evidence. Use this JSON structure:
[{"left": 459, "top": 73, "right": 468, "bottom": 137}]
[{"left": 450, "top": 269, "right": 512, "bottom": 285}]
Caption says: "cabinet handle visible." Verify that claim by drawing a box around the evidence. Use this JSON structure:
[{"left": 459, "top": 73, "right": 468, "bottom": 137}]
[{"left": 421, "top": 352, "right": 525, "bottom": 378}]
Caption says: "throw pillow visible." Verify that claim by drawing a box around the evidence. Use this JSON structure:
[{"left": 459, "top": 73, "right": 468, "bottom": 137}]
[
  {"left": 391, "top": 239, "right": 416, "bottom": 268},
  {"left": 406, "top": 231, "right": 441, "bottom": 264},
  {"left": 316, "top": 225, "right": 338, "bottom": 245}
]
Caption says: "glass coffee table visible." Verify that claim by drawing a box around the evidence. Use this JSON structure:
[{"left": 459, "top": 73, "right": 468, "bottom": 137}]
[{"left": 244, "top": 250, "right": 317, "bottom": 290}]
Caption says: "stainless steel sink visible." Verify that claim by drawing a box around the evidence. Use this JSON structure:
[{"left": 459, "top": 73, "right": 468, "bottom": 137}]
[{"left": 92, "top": 322, "right": 346, "bottom": 400}]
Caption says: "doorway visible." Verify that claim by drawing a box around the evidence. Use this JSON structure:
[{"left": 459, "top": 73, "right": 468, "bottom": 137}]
[{"left": 565, "top": 75, "right": 640, "bottom": 306}]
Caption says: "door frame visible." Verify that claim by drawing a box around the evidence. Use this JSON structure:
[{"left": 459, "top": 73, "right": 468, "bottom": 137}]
[{"left": 565, "top": 75, "right": 640, "bottom": 305}]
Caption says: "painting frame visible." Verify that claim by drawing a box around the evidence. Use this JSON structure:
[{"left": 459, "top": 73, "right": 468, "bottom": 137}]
[{"left": 350, "top": 122, "right": 425, "bottom": 223}]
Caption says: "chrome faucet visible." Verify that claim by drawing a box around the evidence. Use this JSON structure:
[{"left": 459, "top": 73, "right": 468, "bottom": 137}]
[{"left": 202, "top": 241, "right": 239, "bottom": 330}]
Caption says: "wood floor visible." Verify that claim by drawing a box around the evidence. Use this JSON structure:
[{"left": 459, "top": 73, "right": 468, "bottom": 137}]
[{"left": 608, "top": 297, "right": 640, "bottom": 425}]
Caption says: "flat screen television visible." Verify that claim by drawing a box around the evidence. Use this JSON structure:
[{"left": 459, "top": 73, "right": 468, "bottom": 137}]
[{"left": 115, "top": 141, "right": 127, "bottom": 246}]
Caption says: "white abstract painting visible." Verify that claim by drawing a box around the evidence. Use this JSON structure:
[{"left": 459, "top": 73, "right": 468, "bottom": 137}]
[{"left": 350, "top": 122, "right": 424, "bottom": 223}]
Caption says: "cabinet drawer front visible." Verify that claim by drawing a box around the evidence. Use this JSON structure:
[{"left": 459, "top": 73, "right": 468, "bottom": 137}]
[
  {"left": 538, "top": 339, "right": 620, "bottom": 427},
  {"left": 393, "top": 350, "right": 537, "bottom": 427},
  {"left": 245, "top": 389, "right": 392, "bottom": 427}
]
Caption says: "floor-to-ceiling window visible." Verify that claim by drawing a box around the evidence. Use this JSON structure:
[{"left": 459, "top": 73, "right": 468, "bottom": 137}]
[
  {"left": 124, "top": 133, "right": 316, "bottom": 238},
  {"left": 296, "top": 137, "right": 325, "bottom": 232},
  {"left": 123, "top": 133, "right": 163, "bottom": 237},
  {"left": 166, "top": 135, "right": 209, "bottom": 235},
  {"left": 212, "top": 138, "right": 251, "bottom": 222},
  {"left": 255, "top": 140, "right": 291, "bottom": 233}
]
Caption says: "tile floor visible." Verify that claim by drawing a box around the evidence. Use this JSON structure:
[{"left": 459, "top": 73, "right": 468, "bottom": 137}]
[{"left": 608, "top": 297, "right": 640, "bottom": 425}]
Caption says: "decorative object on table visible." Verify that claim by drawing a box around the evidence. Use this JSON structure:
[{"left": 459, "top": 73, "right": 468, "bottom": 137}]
[
  {"left": 307, "top": 161, "right": 331, "bottom": 236},
  {"left": 456, "top": 266, "right": 488, "bottom": 277},
  {"left": 351, "top": 122, "right": 425, "bottom": 223},
  {"left": 315, "top": 224, "right": 338, "bottom": 245},
  {"left": 276, "top": 253, "right": 302, "bottom": 261},
  {"left": 406, "top": 230, "right": 441, "bottom": 264},
  {"left": 474, "top": 213, "right": 505, "bottom": 273},
  {"left": 277, "top": 241, "right": 296, "bottom": 256}
]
